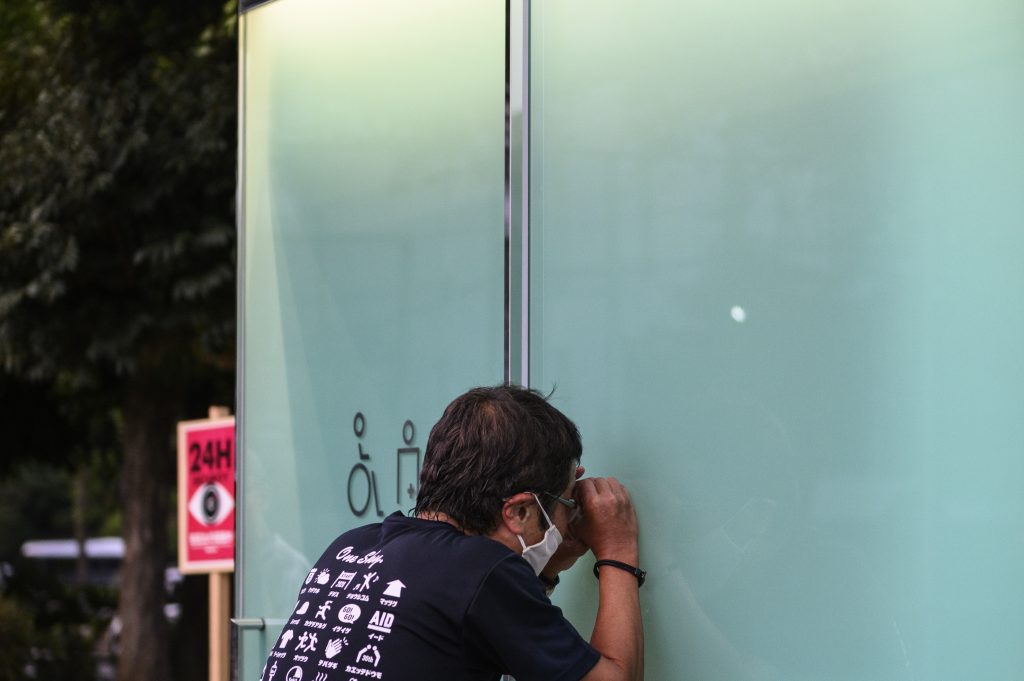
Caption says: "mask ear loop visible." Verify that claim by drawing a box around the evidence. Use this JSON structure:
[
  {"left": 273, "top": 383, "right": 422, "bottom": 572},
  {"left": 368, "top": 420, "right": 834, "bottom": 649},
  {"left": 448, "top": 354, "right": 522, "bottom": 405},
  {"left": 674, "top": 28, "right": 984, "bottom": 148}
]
[
  {"left": 517, "top": 495, "right": 549, "bottom": 552},
  {"left": 530, "top": 493, "right": 555, "bottom": 530}
]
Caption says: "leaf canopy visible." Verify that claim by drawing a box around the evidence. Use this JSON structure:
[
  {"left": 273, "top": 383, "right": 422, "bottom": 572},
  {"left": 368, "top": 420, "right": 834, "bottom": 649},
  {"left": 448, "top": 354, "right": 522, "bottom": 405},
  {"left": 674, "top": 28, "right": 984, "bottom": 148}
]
[{"left": 0, "top": 0, "right": 237, "bottom": 391}]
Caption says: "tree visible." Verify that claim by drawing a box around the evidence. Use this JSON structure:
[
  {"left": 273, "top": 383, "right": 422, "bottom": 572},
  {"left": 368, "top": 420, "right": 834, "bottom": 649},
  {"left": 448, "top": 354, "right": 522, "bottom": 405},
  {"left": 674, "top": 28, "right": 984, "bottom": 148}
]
[{"left": 0, "top": 2, "right": 237, "bottom": 680}]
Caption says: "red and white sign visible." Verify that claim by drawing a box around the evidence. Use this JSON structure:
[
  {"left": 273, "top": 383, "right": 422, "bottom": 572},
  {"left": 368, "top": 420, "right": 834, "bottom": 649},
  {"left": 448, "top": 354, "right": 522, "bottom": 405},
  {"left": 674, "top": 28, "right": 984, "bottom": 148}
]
[{"left": 177, "top": 417, "right": 235, "bottom": 573}]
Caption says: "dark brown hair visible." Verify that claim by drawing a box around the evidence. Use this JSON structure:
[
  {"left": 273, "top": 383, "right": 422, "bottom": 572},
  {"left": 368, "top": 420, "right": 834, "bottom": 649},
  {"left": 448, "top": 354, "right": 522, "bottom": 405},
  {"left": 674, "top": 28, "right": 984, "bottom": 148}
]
[{"left": 414, "top": 385, "right": 582, "bottom": 535}]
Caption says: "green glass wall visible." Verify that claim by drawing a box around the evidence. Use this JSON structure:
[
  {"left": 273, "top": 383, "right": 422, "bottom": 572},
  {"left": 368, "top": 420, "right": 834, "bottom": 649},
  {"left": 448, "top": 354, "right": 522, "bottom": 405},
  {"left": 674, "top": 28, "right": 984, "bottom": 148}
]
[
  {"left": 240, "top": 0, "right": 1024, "bottom": 679},
  {"left": 531, "top": 1, "right": 1024, "bottom": 679},
  {"left": 237, "top": 1, "right": 505, "bottom": 678}
]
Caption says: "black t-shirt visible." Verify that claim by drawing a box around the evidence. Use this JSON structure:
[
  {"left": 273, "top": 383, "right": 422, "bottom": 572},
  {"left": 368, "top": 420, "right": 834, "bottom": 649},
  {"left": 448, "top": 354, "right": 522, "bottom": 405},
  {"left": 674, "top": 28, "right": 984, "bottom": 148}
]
[{"left": 260, "top": 512, "right": 600, "bottom": 681}]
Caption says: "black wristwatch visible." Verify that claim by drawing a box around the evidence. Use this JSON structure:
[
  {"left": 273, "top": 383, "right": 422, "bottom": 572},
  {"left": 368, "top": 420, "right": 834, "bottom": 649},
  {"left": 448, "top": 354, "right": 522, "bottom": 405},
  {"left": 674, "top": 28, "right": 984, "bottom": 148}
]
[
  {"left": 593, "top": 559, "right": 646, "bottom": 587},
  {"left": 538, "top": 573, "right": 559, "bottom": 596}
]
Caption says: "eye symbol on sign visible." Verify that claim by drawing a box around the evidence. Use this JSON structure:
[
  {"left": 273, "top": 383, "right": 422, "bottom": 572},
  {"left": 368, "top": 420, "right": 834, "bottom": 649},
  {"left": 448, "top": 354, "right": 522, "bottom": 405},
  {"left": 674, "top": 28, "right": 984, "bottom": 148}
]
[{"left": 188, "top": 481, "right": 234, "bottom": 525}]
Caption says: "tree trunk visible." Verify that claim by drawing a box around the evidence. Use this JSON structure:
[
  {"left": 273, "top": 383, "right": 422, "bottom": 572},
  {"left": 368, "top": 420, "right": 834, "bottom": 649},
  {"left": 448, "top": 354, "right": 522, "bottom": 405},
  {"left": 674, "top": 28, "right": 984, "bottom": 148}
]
[
  {"left": 117, "top": 379, "right": 177, "bottom": 681},
  {"left": 173, "top": 574, "right": 209, "bottom": 681},
  {"left": 73, "top": 469, "right": 89, "bottom": 586}
]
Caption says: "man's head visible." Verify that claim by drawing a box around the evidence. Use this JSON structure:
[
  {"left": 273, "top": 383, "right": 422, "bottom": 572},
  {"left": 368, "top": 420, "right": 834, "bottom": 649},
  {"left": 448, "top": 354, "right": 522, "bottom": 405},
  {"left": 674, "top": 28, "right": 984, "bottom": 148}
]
[{"left": 414, "top": 385, "right": 582, "bottom": 535}]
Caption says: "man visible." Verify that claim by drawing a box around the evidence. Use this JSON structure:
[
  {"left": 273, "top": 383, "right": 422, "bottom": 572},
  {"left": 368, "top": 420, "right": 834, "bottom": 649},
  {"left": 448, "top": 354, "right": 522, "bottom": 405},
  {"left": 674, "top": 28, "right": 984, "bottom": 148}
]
[{"left": 260, "top": 385, "right": 644, "bottom": 681}]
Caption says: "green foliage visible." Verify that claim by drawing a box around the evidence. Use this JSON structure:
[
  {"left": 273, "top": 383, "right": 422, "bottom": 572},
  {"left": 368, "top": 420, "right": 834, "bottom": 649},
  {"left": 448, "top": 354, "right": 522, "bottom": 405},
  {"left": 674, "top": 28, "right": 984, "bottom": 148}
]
[
  {"left": 0, "top": 457, "right": 122, "bottom": 561},
  {"left": 0, "top": 0, "right": 237, "bottom": 389},
  {"left": 0, "top": 464, "right": 73, "bottom": 559},
  {"left": 0, "top": 595, "right": 35, "bottom": 681},
  {"left": 0, "top": 2, "right": 237, "bottom": 678},
  {"left": 0, "top": 569, "right": 113, "bottom": 681},
  {"left": 0, "top": 376, "right": 77, "bottom": 474}
]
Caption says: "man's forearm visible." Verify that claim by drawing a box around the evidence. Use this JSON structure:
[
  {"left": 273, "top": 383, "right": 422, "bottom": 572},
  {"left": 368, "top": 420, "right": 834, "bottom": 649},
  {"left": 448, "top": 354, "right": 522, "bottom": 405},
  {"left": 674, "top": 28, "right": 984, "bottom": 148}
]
[
  {"left": 574, "top": 476, "right": 644, "bottom": 681},
  {"left": 588, "top": 559, "right": 644, "bottom": 681}
]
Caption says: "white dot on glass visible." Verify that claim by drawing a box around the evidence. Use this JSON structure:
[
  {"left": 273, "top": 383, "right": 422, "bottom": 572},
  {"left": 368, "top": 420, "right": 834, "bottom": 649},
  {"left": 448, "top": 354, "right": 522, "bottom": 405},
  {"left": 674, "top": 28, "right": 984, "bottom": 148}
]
[{"left": 730, "top": 306, "right": 746, "bottom": 323}]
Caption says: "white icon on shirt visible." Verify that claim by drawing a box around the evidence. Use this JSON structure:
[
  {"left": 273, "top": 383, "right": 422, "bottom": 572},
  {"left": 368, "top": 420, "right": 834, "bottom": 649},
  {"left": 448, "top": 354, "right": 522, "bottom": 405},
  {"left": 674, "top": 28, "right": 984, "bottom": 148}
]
[
  {"left": 356, "top": 645, "right": 381, "bottom": 668},
  {"left": 304, "top": 568, "right": 317, "bottom": 585},
  {"left": 295, "top": 631, "right": 318, "bottom": 653},
  {"left": 339, "top": 604, "right": 362, "bottom": 624},
  {"left": 315, "top": 601, "right": 333, "bottom": 620},
  {"left": 295, "top": 601, "right": 309, "bottom": 615},
  {"left": 354, "top": 572, "right": 378, "bottom": 592},
  {"left": 268, "top": 660, "right": 278, "bottom": 680},
  {"left": 382, "top": 580, "right": 406, "bottom": 598},
  {"left": 332, "top": 571, "right": 357, "bottom": 590},
  {"left": 315, "top": 569, "right": 331, "bottom": 585},
  {"left": 367, "top": 610, "right": 394, "bottom": 634},
  {"left": 285, "top": 666, "right": 302, "bottom": 681},
  {"left": 324, "top": 638, "right": 346, "bottom": 659},
  {"left": 277, "top": 630, "right": 294, "bottom": 648}
]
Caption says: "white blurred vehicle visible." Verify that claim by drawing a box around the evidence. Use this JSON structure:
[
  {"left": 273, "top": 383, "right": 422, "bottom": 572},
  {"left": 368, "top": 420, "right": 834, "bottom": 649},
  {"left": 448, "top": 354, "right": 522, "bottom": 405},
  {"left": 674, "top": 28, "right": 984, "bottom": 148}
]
[{"left": 20, "top": 536, "right": 181, "bottom": 604}]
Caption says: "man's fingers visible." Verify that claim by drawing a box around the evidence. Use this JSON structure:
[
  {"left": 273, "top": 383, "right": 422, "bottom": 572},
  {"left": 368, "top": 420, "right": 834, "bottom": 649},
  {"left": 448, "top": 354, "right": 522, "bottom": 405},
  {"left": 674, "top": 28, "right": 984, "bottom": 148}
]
[
  {"left": 571, "top": 476, "right": 639, "bottom": 560},
  {"left": 591, "top": 476, "right": 611, "bottom": 496},
  {"left": 606, "top": 477, "right": 632, "bottom": 503},
  {"left": 577, "top": 477, "right": 635, "bottom": 518},
  {"left": 575, "top": 477, "right": 596, "bottom": 500}
]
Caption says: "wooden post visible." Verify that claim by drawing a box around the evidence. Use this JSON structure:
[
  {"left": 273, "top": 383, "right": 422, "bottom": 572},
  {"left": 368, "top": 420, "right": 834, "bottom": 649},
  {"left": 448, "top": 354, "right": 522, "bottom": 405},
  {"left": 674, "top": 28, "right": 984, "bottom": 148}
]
[
  {"left": 207, "top": 405, "right": 232, "bottom": 681},
  {"left": 209, "top": 571, "right": 231, "bottom": 681},
  {"left": 208, "top": 406, "right": 231, "bottom": 420}
]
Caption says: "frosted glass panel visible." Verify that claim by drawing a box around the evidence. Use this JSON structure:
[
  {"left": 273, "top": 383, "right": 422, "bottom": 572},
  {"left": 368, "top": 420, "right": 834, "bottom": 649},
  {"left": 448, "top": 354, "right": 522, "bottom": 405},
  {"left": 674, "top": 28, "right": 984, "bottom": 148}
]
[
  {"left": 531, "top": 1, "right": 1024, "bottom": 679},
  {"left": 238, "top": 1, "right": 504, "bottom": 679}
]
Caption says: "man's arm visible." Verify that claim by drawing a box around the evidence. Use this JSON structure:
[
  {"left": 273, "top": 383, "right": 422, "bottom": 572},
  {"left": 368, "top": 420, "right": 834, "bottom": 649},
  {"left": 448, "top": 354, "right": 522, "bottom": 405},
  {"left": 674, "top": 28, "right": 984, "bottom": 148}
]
[{"left": 574, "top": 477, "right": 644, "bottom": 681}]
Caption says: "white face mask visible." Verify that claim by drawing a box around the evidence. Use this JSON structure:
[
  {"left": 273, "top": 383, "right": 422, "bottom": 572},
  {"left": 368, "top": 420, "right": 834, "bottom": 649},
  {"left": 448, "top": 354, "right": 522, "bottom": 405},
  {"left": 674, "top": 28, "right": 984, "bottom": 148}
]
[{"left": 517, "top": 493, "right": 563, "bottom": 575}]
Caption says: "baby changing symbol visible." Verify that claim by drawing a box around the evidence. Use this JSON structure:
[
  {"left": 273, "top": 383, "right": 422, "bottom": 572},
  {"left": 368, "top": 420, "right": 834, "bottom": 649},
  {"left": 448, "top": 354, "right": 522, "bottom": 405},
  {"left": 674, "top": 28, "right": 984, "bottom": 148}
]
[{"left": 396, "top": 419, "right": 420, "bottom": 503}]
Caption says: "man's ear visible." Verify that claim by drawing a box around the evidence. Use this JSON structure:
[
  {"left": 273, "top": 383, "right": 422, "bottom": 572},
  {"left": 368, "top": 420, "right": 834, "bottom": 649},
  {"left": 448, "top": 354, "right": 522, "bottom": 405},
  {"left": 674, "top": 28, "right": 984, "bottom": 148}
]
[{"left": 500, "top": 492, "right": 536, "bottom": 536}]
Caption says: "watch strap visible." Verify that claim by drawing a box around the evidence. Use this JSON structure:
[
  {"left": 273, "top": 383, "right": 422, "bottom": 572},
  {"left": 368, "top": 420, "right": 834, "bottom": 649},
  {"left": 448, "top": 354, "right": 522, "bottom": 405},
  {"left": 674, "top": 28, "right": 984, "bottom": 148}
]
[{"left": 593, "top": 559, "right": 646, "bottom": 587}]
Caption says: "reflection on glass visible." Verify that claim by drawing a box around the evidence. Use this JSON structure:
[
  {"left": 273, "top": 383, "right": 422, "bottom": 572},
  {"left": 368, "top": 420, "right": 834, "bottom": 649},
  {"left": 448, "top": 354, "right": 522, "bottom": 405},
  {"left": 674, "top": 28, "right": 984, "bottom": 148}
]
[
  {"left": 532, "top": 1, "right": 1024, "bottom": 679},
  {"left": 239, "top": 1, "right": 504, "bottom": 680}
]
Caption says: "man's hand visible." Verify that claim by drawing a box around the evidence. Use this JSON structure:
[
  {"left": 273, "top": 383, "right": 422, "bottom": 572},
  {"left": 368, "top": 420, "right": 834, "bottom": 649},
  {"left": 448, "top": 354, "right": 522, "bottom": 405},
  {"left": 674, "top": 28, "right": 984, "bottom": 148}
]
[
  {"left": 574, "top": 477, "right": 639, "bottom": 564},
  {"left": 542, "top": 466, "right": 590, "bottom": 578},
  {"left": 574, "top": 476, "right": 644, "bottom": 681}
]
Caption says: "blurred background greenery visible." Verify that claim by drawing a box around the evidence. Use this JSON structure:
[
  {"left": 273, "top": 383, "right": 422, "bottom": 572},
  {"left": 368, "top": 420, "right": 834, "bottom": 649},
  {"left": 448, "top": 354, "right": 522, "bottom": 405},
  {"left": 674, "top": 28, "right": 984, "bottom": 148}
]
[{"left": 1, "top": 1, "right": 238, "bottom": 679}]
